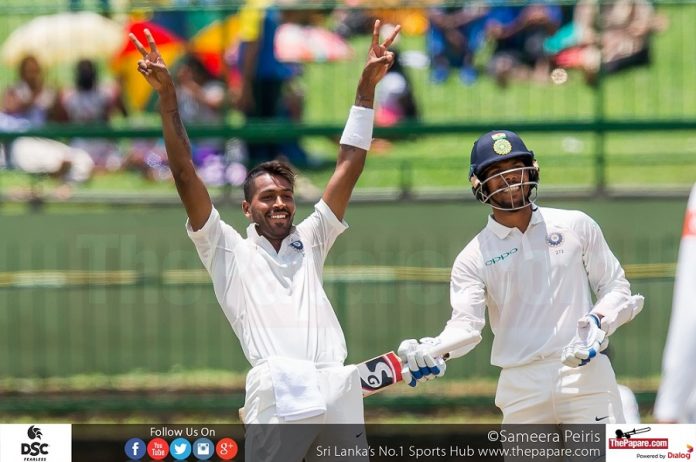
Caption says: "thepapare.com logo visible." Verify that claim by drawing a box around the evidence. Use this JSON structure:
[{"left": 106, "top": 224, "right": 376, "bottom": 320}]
[{"left": 21, "top": 425, "right": 50, "bottom": 460}]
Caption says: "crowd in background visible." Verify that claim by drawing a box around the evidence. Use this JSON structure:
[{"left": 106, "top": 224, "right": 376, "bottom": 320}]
[
  {"left": 341, "top": 0, "right": 667, "bottom": 86},
  {"left": 0, "top": 0, "right": 668, "bottom": 197}
]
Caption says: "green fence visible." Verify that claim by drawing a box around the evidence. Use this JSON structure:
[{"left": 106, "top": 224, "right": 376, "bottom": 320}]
[{"left": 0, "top": 198, "right": 685, "bottom": 383}]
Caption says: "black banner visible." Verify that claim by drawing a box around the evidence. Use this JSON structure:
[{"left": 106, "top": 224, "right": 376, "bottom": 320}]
[{"left": 71, "top": 424, "right": 606, "bottom": 461}]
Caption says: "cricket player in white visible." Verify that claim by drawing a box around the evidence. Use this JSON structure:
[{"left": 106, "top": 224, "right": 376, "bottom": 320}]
[
  {"left": 654, "top": 183, "right": 696, "bottom": 423},
  {"left": 130, "top": 21, "right": 401, "bottom": 460},
  {"left": 398, "top": 130, "right": 644, "bottom": 424}
]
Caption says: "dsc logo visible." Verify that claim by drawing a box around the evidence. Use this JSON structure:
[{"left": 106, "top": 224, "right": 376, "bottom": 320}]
[
  {"left": 22, "top": 425, "right": 49, "bottom": 456},
  {"left": 21, "top": 442, "right": 49, "bottom": 456}
]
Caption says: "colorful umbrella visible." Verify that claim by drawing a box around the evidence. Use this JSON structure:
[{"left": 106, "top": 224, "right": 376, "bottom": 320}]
[
  {"left": 188, "top": 15, "right": 241, "bottom": 77},
  {"left": 1, "top": 12, "right": 123, "bottom": 67},
  {"left": 110, "top": 21, "right": 186, "bottom": 111},
  {"left": 275, "top": 24, "right": 353, "bottom": 63}
]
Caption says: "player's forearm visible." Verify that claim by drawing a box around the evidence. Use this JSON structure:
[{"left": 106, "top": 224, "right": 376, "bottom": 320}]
[
  {"left": 158, "top": 90, "right": 212, "bottom": 229},
  {"left": 337, "top": 78, "right": 377, "bottom": 165},
  {"left": 158, "top": 90, "right": 196, "bottom": 176},
  {"left": 335, "top": 79, "right": 377, "bottom": 175},
  {"left": 334, "top": 147, "right": 366, "bottom": 187},
  {"left": 354, "top": 79, "right": 375, "bottom": 109},
  {"left": 437, "top": 324, "right": 483, "bottom": 359},
  {"left": 591, "top": 293, "right": 644, "bottom": 336}
]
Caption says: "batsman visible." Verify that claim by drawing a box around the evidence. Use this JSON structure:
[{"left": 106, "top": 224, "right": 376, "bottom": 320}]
[
  {"left": 398, "top": 130, "right": 644, "bottom": 424},
  {"left": 130, "top": 19, "right": 400, "bottom": 459}
]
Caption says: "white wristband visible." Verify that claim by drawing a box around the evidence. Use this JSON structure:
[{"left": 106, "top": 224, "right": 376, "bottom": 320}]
[{"left": 339, "top": 106, "right": 374, "bottom": 151}]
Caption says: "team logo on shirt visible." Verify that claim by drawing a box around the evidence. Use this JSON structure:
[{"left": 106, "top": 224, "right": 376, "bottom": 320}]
[
  {"left": 545, "top": 232, "right": 564, "bottom": 247},
  {"left": 289, "top": 240, "right": 304, "bottom": 253}
]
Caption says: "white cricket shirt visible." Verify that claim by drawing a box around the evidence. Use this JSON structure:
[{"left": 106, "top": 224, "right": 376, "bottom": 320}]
[
  {"left": 187, "top": 200, "right": 349, "bottom": 367},
  {"left": 441, "top": 206, "right": 632, "bottom": 368}
]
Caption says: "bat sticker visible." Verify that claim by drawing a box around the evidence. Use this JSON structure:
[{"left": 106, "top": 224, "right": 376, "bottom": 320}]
[{"left": 358, "top": 352, "right": 403, "bottom": 396}]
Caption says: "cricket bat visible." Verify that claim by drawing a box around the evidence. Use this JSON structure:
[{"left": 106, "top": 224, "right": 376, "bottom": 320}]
[{"left": 357, "top": 336, "right": 479, "bottom": 397}]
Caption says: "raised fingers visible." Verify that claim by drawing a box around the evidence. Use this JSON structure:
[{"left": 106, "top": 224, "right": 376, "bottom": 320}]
[
  {"left": 371, "top": 19, "right": 381, "bottom": 48},
  {"left": 144, "top": 28, "right": 159, "bottom": 54},
  {"left": 380, "top": 24, "right": 401, "bottom": 48},
  {"left": 129, "top": 33, "right": 148, "bottom": 57}
]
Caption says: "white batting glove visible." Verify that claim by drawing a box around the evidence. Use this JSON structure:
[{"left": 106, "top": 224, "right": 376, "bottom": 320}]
[
  {"left": 561, "top": 313, "right": 609, "bottom": 367},
  {"left": 397, "top": 337, "right": 447, "bottom": 387}
]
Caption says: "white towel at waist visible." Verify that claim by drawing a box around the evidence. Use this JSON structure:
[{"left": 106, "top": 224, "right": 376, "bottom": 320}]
[{"left": 266, "top": 357, "right": 327, "bottom": 422}]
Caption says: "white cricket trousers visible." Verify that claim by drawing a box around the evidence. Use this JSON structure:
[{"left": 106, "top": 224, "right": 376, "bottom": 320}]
[
  {"left": 241, "top": 362, "right": 369, "bottom": 462},
  {"left": 495, "top": 354, "right": 626, "bottom": 424}
]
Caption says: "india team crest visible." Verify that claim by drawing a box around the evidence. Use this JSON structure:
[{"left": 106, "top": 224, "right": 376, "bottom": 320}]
[
  {"left": 546, "top": 232, "right": 564, "bottom": 247},
  {"left": 289, "top": 240, "right": 304, "bottom": 253},
  {"left": 493, "top": 139, "right": 512, "bottom": 155}
]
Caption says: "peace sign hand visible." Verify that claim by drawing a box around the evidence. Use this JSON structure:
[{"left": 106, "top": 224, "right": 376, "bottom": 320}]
[
  {"left": 361, "top": 20, "right": 401, "bottom": 87},
  {"left": 129, "top": 29, "right": 174, "bottom": 94}
]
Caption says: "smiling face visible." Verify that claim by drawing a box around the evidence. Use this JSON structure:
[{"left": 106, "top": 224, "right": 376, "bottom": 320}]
[
  {"left": 242, "top": 173, "right": 296, "bottom": 243},
  {"left": 481, "top": 158, "right": 532, "bottom": 211}
]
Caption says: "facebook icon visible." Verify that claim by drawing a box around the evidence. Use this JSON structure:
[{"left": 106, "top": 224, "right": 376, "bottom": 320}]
[{"left": 124, "top": 438, "right": 146, "bottom": 460}]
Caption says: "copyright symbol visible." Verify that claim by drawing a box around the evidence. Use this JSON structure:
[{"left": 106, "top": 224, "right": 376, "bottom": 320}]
[{"left": 488, "top": 431, "right": 499, "bottom": 442}]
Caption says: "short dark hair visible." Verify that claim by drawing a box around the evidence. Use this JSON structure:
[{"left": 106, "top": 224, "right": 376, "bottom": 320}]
[
  {"left": 75, "top": 59, "right": 97, "bottom": 91},
  {"left": 243, "top": 161, "right": 296, "bottom": 201},
  {"left": 18, "top": 55, "right": 40, "bottom": 76}
]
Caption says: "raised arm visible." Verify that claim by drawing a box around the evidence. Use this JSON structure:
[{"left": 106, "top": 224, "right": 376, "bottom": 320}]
[
  {"left": 322, "top": 20, "right": 401, "bottom": 221},
  {"left": 130, "top": 30, "right": 212, "bottom": 230}
]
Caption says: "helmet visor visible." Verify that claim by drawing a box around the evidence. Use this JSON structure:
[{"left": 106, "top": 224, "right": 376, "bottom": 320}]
[{"left": 476, "top": 165, "right": 539, "bottom": 211}]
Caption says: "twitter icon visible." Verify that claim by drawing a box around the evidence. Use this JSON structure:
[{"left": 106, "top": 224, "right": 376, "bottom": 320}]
[{"left": 170, "top": 437, "right": 192, "bottom": 460}]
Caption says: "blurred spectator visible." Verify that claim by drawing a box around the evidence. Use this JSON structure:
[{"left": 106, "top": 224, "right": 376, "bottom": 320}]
[
  {"left": 175, "top": 54, "right": 229, "bottom": 185},
  {"left": 122, "top": 139, "right": 171, "bottom": 183},
  {"left": 236, "top": 0, "right": 308, "bottom": 167},
  {"left": 426, "top": 3, "right": 490, "bottom": 84},
  {"left": 375, "top": 50, "right": 418, "bottom": 127},
  {"left": 333, "top": 7, "right": 373, "bottom": 39},
  {"left": 2, "top": 55, "right": 64, "bottom": 126},
  {"left": 275, "top": 76, "right": 324, "bottom": 169},
  {"left": 547, "top": 0, "right": 668, "bottom": 84},
  {"left": 61, "top": 59, "right": 128, "bottom": 173},
  {"left": 1, "top": 55, "right": 92, "bottom": 198},
  {"left": 9, "top": 137, "right": 94, "bottom": 197},
  {"left": 375, "top": 24, "right": 419, "bottom": 127},
  {"left": 124, "top": 55, "right": 237, "bottom": 184},
  {"left": 485, "top": 4, "right": 563, "bottom": 87}
]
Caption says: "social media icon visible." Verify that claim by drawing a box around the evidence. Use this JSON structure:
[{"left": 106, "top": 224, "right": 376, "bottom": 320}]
[
  {"left": 192, "top": 438, "right": 214, "bottom": 460},
  {"left": 124, "top": 438, "right": 146, "bottom": 460},
  {"left": 170, "top": 437, "right": 191, "bottom": 460},
  {"left": 146, "top": 437, "right": 169, "bottom": 461},
  {"left": 216, "top": 438, "right": 238, "bottom": 460}
]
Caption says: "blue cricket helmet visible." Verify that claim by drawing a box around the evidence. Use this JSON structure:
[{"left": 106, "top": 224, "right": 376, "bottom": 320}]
[
  {"left": 468, "top": 130, "right": 540, "bottom": 206},
  {"left": 469, "top": 130, "right": 535, "bottom": 180}
]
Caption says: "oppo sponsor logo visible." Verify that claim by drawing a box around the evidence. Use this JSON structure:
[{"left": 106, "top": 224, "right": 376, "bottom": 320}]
[{"left": 485, "top": 248, "right": 518, "bottom": 266}]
